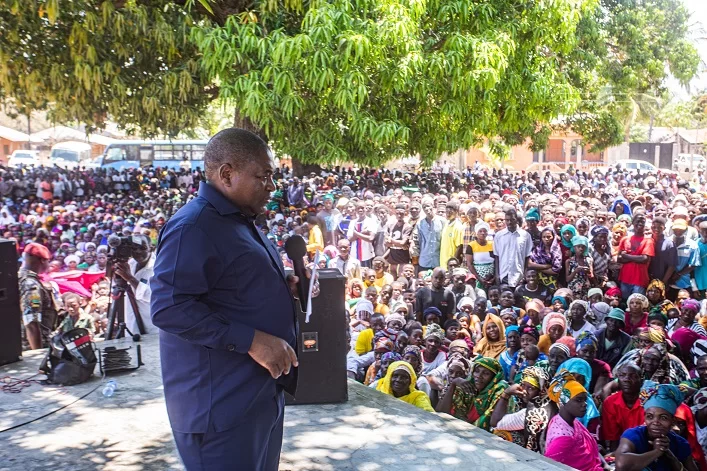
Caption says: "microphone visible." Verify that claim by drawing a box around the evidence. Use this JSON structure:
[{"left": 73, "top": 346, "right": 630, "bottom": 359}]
[{"left": 284, "top": 235, "right": 309, "bottom": 312}]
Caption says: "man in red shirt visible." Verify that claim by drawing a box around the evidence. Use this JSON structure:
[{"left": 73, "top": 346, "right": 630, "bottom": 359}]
[
  {"left": 601, "top": 362, "right": 645, "bottom": 452},
  {"left": 617, "top": 214, "right": 654, "bottom": 300}
]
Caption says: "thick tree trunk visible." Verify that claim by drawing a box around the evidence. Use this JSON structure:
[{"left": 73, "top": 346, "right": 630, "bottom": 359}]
[
  {"left": 232, "top": 108, "right": 320, "bottom": 177},
  {"left": 233, "top": 108, "right": 268, "bottom": 142}
]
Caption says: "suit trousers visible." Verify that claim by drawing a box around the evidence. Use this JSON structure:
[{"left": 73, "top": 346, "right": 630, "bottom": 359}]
[{"left": 173, "top": 391, "right": 285, "bottom": 471}]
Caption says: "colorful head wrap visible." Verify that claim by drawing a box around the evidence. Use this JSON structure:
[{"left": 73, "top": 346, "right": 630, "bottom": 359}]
[
  {"left": 376, "top": 360, "right": 420, "bottom": 396},
  {"left": 551, "top": 296, "right": 568, "bottom": 309},
  {"left": 642, "top": 326, "right": 666, "bottom": 344},
  {"left": 402, "top": 345, "right": 423, "bottom": 375},
  {"left": 556, "top": 336, "right": 577, "bottom": 357},
  {"left": 525, "top": 299, "right": 544, "bottom": 314},
  {"left": 525, "top": 207, "right": 540, "bottom": 221},
  {"left": 548, "top": 371, "right": 587, "bottom": 405},
  {"left": 385, "top": 313, "right": 406, "bottom": 327},
  {"left": 560, "top": 224, "right": 577, "bottom": 248},
  {"left": 500, "top": 307, "right": 518, "bottom": 320},
  {"left": 590, "top": 225, "right": 609, "bottom": 238},
  {"left": 549, "top": 342, "right": 571, "bottom": 358},
  {"left": 542, "top": 312, "right": 567, "bottom": 335},
  {"left": 448, "top": 356, "right": 473, "bottom": 378},
  {"left": 505, "top": 325, "right": 520, "bottom": 339},
  {"left": 519, "top": 325, "right": 540, "bottom": 342},
  {"left": 647, "top": 279, "right": 667, "bottom": 297},
  {"left": 374, "top": 336, "right": 395, "bottom": 353},
  {"left": 475, "top": 356, "right": 502, "bottom": 376},
  {"left": 627, "top": 293, "right": 650, "bottom": 311},
  {"left": 575, "top": 332, "right": 598, "bottom": 351},
  {"left": 682, "top": 299, "right": 701, "bottom": 313},
  {"left": 692, "top": 388, "right": 707, "bottom": 411},
  {"left": 521, "top": 365, "right": 550, "bottom": 392},
  {"left": 640, "top": 381, "right": 684, "bottom": 415},
  {"left": 424, "top": 323, "right": 445, "bottom": 341},
  {"left": 449, "top": 339, "right": 471, "bottom": 352},
  {"left": 605, "top": 286, "right": 622, "bottom": 298},
  {"left": 692, "top": 340, "right": 707, "bottom": 367},
  {"left": 647, "top": 308, "right": 668, "bottom": 326},
  {"left": 571, "top": 235, "right": 589, "bottom": 255},
  {"left": 423, "top": 306, "right": 442, "bottom": 319},
  {"left": 381, "top": 352, "right": 402, "bottom": 363}
]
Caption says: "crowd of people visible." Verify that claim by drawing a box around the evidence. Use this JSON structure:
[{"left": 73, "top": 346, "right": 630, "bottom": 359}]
[{"left": 7, "top": 158, "right": 707, "bottom": 470}]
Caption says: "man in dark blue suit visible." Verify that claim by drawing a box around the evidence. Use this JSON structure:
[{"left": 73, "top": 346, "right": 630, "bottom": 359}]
[{"left": 151, "top": 128, "right": 299, "bottom": 471}]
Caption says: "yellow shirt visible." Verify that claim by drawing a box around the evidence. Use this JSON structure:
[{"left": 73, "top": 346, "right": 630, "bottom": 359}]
[
  {"left": 355, "top": 328, "right": 375, "bottom": 355},
  {"left": 440, "top": 219, "right": 465, "bottom": 267},
  {"left": 307, "top": 225, "right": 324, "bottom": 256},
  {"left": 373, "top": 273, "right": 394, "bottom": 289}
]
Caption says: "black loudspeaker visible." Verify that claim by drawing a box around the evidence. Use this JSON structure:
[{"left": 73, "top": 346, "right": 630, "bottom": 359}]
[
  {"left": 286, "top": 268, "right": 348, "bottom": 405},
  {"left": 0, "top": 238, "right": 22, "bottom": 366}
]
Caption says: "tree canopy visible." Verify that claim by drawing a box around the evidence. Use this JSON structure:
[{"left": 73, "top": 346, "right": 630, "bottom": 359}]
[{"left": 0, "top": 0, "right": 700, "bottom": 165}]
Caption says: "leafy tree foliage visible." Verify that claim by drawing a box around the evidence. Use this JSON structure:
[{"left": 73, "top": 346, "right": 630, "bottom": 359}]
[{"left": 0, "top": 0, "right": 700, "bottom": 165}]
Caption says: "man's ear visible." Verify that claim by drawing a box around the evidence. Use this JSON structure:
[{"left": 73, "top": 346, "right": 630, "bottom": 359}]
[{"left": 218, "top": 163, "right": 234, "bottom": 187}]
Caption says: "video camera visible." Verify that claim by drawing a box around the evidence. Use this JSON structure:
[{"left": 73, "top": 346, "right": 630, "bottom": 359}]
[{"left": 107, "top": 234, "right": 145, "bottom": 262}]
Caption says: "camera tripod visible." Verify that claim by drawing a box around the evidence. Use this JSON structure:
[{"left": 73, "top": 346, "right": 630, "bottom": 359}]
[{"left": 104, "top": 275, "right": 146, "bottom": 341}]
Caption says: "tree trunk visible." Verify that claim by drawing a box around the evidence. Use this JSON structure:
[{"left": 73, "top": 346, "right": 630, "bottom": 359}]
[{"left": 233, "top": 108, "right": 268, "bottom": 142}]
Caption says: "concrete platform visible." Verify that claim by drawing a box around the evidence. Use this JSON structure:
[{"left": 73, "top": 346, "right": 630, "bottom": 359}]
[{"left": 0, "top": 335, "right": 572, "bottom": 470}]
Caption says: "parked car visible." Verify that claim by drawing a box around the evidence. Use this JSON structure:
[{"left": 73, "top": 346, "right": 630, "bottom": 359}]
[
  {"left": 612, "top": 160, "right": 679, "bottom": 176},
  {"left": 49, "top": 141, "right": 92, "bottom": 170},
  {"left": 7, "top": 149, "right": 40, "bottom": 168}
]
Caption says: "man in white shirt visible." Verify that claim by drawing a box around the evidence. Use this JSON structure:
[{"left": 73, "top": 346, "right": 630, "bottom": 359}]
[
  {"left": 493, "top": 208, "right": 533, "bottom": 288},
  {"left": 329, "top": 238, "right": 361, "bottom": 280},
  {"left": 112, "top": 234, "right": 158, "bottom": 335},
  {"left": 347, "top": 201, "right": 376, "bottom": 268}
]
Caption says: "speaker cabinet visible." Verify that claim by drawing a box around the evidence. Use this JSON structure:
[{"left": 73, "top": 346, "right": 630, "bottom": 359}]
[
  {"left": 286, "top": 268, "right": 348, "bottom": 405},
  {"left": 0, "top": 239, "right": 22, "bottom": 366}
]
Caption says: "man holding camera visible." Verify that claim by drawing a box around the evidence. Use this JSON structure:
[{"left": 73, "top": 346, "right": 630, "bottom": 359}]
[{"left": 112, "top": 234, "right": 157, "bottom": 335}]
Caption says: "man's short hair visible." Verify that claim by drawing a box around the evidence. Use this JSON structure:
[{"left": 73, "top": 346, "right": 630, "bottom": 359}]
[{"left": 203, "top": 128, "right": 269, "bottom": 179}]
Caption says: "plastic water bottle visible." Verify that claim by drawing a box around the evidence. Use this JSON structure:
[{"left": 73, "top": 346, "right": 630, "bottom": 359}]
[{"left": 102, "top": 380, "right": 117, "bottom": 397}]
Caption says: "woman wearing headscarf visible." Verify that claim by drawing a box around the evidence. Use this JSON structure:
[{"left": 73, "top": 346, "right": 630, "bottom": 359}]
[
  {"left": 668, "top": 299, "right": 707, "bottom": 337},
  {"left": 499, "top": 325, "right": 521, "bottom": 381},
  {"left": 491, "top": 366, "right": 555, "bottom": 452},
  {"left": 567, "top": 300, "right": 596, "bottom": 339},
  {"left": 575, "top": 332, "right": 613, "bottom": 394},
  {"left": 558, "top": 224, "right": 577, "bottom": 284},
  {"left": 566, "top": 235, "right": 594, "bottom": 300},
  {"left": 544, "top": 372, "right": 604, "bottom": 471},
  {"left": 473, "top": 313, "right": 507, "bottom": 360},
  {"left": 575, "top": 217, "right": 591, "bottom": 238},
  {"left": 615, "top": 343, "right": 690, "bottom": 385},
  {"left": 467, "top": 221, "right": 494, "bottom": 289},
  {"left": 538, "top": 311, "right": 568, "bottom": 355},
  {"left": 615, "top": 382, "right": 698, "bottom": 471},
  {"left": 363, "top": 336, "right": 395, "bottom": 385},
  {"left": 646, "top": 279, "right": 676, "bottom": 317},
  {"left": 556, "top": 358, "right": 601, "bottom": 430},
  {"left": 623, "top": 293, "right": 650, "bottom": 335},
  {"left": 368, "top": 351, "right": 402, "bottom": 389},
  {"left": 346, "top": 278, "right": 364, "bottom": 307},
  {"left": 671, "top": 327, "right": 707, "bottom": 373},
  {"left": 529, "top": 227, "right": 563, "bottom": 291},
  {"left": 422, "top": 324, "right": 447, "bottom": 373},
  {"left": 436, "top": 357, "right": 510, "bottom": 431},
  {"left": 377, "top": 361, "right": 435, "bottom": 412}
]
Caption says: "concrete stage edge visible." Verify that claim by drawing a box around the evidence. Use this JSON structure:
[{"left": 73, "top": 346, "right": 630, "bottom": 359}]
[{"left": 0, "top": 335, "right": 572, "bottom": 471}]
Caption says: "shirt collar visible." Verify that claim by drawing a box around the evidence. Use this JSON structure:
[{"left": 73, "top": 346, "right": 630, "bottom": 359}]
[{"left": 198, "top": 181, "right": 247, "bottom": 218}]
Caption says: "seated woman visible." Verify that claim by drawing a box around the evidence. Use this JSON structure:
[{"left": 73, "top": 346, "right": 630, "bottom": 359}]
[
  {"left": 615, "top": 382, "right": 698, "bottom": 471},
  {"left": 491, "top": 366, "right": 556, "bottom": 452},
  {"left": 509, "top": 325, "right": 547, "bottom": 383},
  {"left": 473, "top": 313, "right": 507, "bottom": 360},
  {"left": 377, "top": 361, "right": 435, "bottom": 412},
  {"left": 556, "top": 357, "right": 601, "bottom": 432},
  {"left": 421, "top": 324, "right": 447, "bottom": 374},
  {"left": 623, "top": 293, "right": 650, "bottom": 336},
  {"left": 646, "top": 279, "right": 676, "bottom": 319},
  {"left": 615, "top": 343, "right": 690, "bottom": 385},
  {"left": 456, "top": 296, "right": 482, "bottom": 342},
  {"left": 436, "top": 357, "right": 510, "bottom": 431},
  {"left": 538, "top": 312, "right": 568, "bottom": 355},
  {"left": 368, "top": 352, "right": 401, "bottom": 389},
  {"left": 544, "top": 372, "right": 604, "bottom": 471},
  {"left": 566, "top": 300, "right": 596, "bottom": 339},
  {"left": 668, "top": 299, "right": 707, "bottom": 337},
  {"left": 401, "top": 345, "right": 431, "bottom": 397},
  {"left": 575, "top": 332, "right": 612, "bottom": 394}
]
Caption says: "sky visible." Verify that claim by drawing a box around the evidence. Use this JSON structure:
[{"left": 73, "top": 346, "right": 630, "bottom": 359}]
[{"left": 667, "top": 0, "right": 707, "bottom": 98}]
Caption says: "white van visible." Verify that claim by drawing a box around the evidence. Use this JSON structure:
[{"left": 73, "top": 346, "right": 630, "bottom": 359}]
[
  {"left": 675, "top": 153, "right": 706, "bottom": 170},
  {"left": 7, "top": 149, "right": 40, "bottom": 168},
  {"left": 49, "top": 141, "right": 92, "bottom": 169}
]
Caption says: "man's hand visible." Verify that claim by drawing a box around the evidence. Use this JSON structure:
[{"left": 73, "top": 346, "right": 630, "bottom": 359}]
[
  {"left": 286, "top": 272, "right": 320, "bottom": 300},
  {"left": 248, "top": 330, "right": 298, "bottom": 379},
  {"left": 113, "top": 261, "right": 138, "bottom": 286}
]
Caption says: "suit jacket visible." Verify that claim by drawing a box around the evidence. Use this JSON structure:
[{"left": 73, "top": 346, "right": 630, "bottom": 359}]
[{"left": 151, "top": 182, "right": 298, "bottom": 433}]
